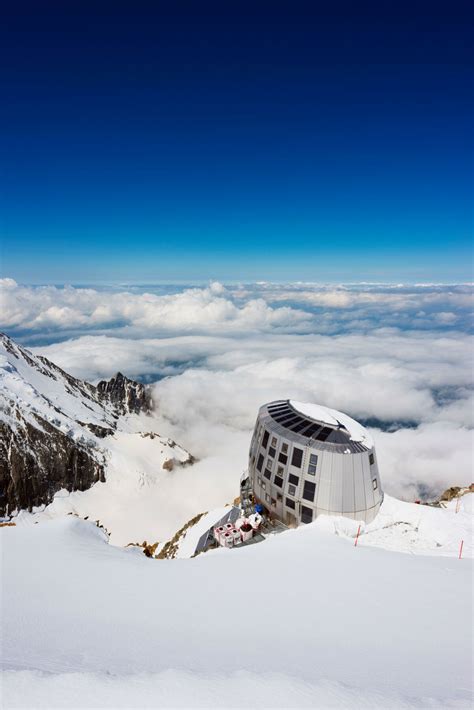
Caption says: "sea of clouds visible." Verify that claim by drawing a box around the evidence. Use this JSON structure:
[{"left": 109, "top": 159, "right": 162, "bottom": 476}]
[{"left": 1, "top": 278, "right": 473, "bottom": 502}]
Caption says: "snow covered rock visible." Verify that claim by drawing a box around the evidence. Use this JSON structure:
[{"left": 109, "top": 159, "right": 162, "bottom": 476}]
[{"left": 0, "top": 333, "right": 170, "bottom": 517}]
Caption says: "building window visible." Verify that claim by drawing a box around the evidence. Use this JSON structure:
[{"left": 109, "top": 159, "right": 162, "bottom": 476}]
[
  {"left": 291, "top": 447, "right": 303, "bottom": 468},
  {"left": 265, "top": 493, "right": 271, "bottom": 503},
  {"left": 264, "top": 468, "right": 271, "bottom": 480},
  {"left": 278, "top": 452, "right": 288, "bottom": 465},
  {"left": 271, "top": 498, "right": 277, "bottom": 507},
  {"left": 262, "top": 430, "right": 269, "bottom": 449},
  {"left": 286, "top": 498, "right": 296, "bottom": 509},
  {"left": 373, "top": 478, "right": 378, "bottom": 490},
  {"left": 277, "top": 492, "right": 283, "bottom": 501},
  {"left": 288, "top": 484, "right": 297, "bottom": 497},
  {"left": 307, "top": 453, "right": 318, "bottom": 475},
  {"left": 266, "top": 458, "right": 273, "bottom": 471},
  {"left": 271, "top": 436, "right": 277, "bottom": 447},
  {"left": 269, "top": 446, "right": 276, "bottom": 458},
  {"left": 277, "top": 465, "right": 284, "bottom": 476},
  {"left": 301, "top": 506, "right": 313, "bottom": 524},
  {"left": 288, "top": 473, "right": 299, "bottom": 486},
  {"left": 369, "top": 453, "right": 375, "bottom": 466},
  {"left": 303, "top": 480, "right": 316, "bottom": 502},
  {"left": 257, "top": 476, "right": 262, "bottom": 486},
  {"left": 282, "top": 443, "right": 288, "bottom": 454},
  {"left": 262, "top": 480, "right": 266, "bottom": 490},
  {"left": 256, "top": 454, "right": 264, "bottom": 472},
  {"left": 274, "top": 475, "right": 284, "bottom": 488}
]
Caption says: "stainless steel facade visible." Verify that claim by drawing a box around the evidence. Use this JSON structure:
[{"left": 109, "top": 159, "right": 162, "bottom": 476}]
[{"left": 248, "top": 400, "right": 383, "bottom": 526}]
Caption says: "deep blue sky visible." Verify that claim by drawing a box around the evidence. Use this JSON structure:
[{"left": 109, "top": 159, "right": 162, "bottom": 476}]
[{"left": 1, "top": 1, "right": 472, "bottom": 282}]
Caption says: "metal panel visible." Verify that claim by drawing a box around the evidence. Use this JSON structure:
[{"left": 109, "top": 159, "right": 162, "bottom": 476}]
[
  {"left": 314, "top": 448, "right": 332, "bottom": 512},
  {"left": 342, "top": 454, "right": 355, "bottom": 514},
  {"left": 328, "top": 452, "right": 344, "bottom": 514},
  {"left": 353, "top": 453, "right": 367, "bottom": 514}
]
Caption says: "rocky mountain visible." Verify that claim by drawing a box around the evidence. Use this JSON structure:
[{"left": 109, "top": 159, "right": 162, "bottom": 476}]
[
  {"left": 97, "top": 371, "right": 151, "bottom": 414},
  {"left": 0, "top": 333, "right": 186, "bottom": 518}
]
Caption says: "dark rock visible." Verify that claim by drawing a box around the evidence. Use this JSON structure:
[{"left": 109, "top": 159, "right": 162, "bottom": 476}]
[
  {"left": 0, "top": 415, "right": 105, "bottom": 516},
  {"left": 97, "top": 372, "right": 152, "bottom": 415}
]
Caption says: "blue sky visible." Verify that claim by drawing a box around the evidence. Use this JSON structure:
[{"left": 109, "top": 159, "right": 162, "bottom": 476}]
[{"left": 1, "top": 1, "right": 472, "bottom": 282}]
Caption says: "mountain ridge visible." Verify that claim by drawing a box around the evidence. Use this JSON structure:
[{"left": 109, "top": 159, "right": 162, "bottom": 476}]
[{"left": 0, "top": 333, "right": 180, "bottom": 517}]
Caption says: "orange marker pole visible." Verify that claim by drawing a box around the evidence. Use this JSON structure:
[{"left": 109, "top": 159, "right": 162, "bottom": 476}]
[
  {"left": 459, "top": 540, "right": 464, "bottom": 559},
  {"left": 354, "top": 524, "right": 361, "bottom": 547}
]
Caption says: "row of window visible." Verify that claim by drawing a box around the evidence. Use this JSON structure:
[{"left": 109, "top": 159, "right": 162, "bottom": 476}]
[{"left": 267, "top": 402, "right": 342, "bottom": 442}]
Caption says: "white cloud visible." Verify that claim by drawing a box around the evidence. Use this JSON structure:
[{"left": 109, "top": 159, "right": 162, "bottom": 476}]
[
  {"left": 0, "top": 280, "right": 312, "bottom": 335},
  {"left": 3, "top": 278, "right": 472, "bottom": 503}
]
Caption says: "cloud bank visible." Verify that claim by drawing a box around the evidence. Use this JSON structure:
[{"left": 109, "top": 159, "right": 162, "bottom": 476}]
[{"left": 1, "top": 278, "right": 472, "bottom": 504}]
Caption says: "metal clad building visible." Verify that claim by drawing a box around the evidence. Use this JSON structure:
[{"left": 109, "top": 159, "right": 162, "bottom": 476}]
[{"left": 248, "top": 399, "right": 383, "bottom": 526}]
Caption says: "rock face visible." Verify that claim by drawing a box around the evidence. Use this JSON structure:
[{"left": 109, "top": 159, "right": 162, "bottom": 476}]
[
  {"left": 97, "top": 372, "right": 151, "bottom": 414},
  {"left": 0, "top": 333, "right": 152, "bottom": 516}
]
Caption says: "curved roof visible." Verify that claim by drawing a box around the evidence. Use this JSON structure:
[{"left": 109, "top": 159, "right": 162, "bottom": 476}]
[{"left": 262, "top": 399, "right": 374, "bottom": 450}]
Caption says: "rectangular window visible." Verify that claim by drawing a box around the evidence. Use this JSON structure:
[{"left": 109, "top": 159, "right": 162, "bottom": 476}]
[
  {"left": 373, "top": 478, "right": 378, "bottom": 490},
  {"left": 274, "top": 475, "right": 284, "bottom": 488},
  {"left": 291, "top": 447, "right": 303, "bottom": 468},
  {"left": 278, "top": 452, "right": 288, "bottom": 465},
  {"left": 308, "top": 453, "right": 318, "bottom": 476},
  {"left": 262, "top": 430, "right": 269, "bottom": 449},
  {"left": 269, "top": 446, "right": 276, "bottom": 459},
  {"left": 264, "top": 468, "right": 272, "bottom": 480},
  {"left": 286, "top": 498, "right": 296, "bottom": 510},
  {"left": 277, "top": 465, "right": 284, "bottom": 475},
  {"left": 369, "top": 453, "right": 375, "bottom": 466},
  {"left": 277, "top": 492, "right": 283, "bottom": 501},
  {"left": 257, "top": 476, "right": 262, "bottom": 486},
  {"left": 301, "top": 506, "right": 313, "bottom": 524},
  {"left": 288, "top": 473, "right": 299, "bottom": 485},
  {"left": 271, "top": 498, "right": 276, "bottom": 507},
  {"left": 271, "top": 436, "right": 277, "bottom": 447},
  {"left": 261, "top": 480, "right": 266, "bottom": 490},
  {"left": 282, "top": 443, "right": 288, "bottom": 454},
  {"left": 288, "top": 484, "right": 297, "bottom": 497},
  {"left": 256, "top": 454, "right": 264, "bottom": 472},
  {"left": 303, "top": 480, "right": 316, "bottom": 502}
]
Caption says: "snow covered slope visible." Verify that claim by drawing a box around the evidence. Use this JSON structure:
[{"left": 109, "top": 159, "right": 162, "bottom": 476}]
[
  {"left": 1, "top": 509, "right": 472, "bottom": 708},
  {"left": 0, "top": 333, "right": 194, "bottom": 541}
]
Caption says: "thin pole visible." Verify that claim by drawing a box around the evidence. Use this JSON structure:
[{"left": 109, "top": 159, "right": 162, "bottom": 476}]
[
  {"left": 455, "top": 496, "right": 461, "bottom": 514},
  {"left": 354, "top": 524, "right": 361, "bottom": 547},
  {"left": 459, "top": 540, "right": 464, "bottom": 559}
]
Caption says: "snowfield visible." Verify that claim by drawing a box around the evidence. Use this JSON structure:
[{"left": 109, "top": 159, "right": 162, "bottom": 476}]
[{"left": 1, "top": 496, "right": 472, "bottom": 709}]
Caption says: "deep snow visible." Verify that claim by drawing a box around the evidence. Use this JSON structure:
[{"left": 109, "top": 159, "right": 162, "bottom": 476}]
[{"left": 1, "top": 497, "right": 472, "bottom": 709}]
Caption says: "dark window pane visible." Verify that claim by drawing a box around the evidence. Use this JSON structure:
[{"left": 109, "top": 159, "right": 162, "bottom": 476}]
[
  {"left": 301, "top": 506, "right": 313, "bottom": 524},
  {"left": 262, "top": 430, "right": 269, "bottom": 449},
  {"left": 274, "top": 475, "right": 284, "bottom": 488},
  {"left": 290, "top": 419, "right": 310, "bottom": 432},
  {"left": 303, "top": 481, "right": 316, "bottom": 502},
  {"left": 316, "top": 427, "right": 332, "bottom": 441},
  {"left": 256, "top": 454, "right": 264, "bottom": 472},
  {"left": 369, "top": 453, "right": 375, "bottom": 466},
  {"left": 277, "top": 414, "right": 299, "bottom": 425},
  {"left": 286, "top": 498, "right": 296, "bottom": 509},
  {"left": 289, "top": 474, "right": 299, "bottom": 485},
  {"left": 291, "top": 447, "right": 303, "bottom": 468},
  {"left": 278, "top": 453, "right": 288, "bottom": 464},
  {"left": 264, "top": 468, "right": 272, "bottom": 480},
  {"left": 269, "top": 446, "right": 276, "bottom": 458},
  {"left": 302, "top": 423, "right": 321, "bottom": 438}
]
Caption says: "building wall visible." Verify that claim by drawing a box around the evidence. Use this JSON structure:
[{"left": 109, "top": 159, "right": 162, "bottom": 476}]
[{"left": 248, "top": 406, "right": 383, "bottom": 526}]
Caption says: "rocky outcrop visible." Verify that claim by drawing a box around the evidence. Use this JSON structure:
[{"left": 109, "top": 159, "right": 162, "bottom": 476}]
[
  {"left": 0, "top": 415, "right": 105, "bottom": 515},
  {"left": 97, "top": 372, "right": 151, "bottom": 414},
  {"left": 0, "top": 333, "right": 153, "bottom": 516}
]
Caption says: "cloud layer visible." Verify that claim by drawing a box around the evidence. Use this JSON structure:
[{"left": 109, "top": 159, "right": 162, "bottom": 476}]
[{"left": 2, "top": 278, "right": 472, "bottom": 503}]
